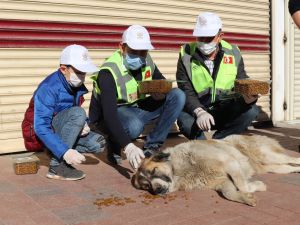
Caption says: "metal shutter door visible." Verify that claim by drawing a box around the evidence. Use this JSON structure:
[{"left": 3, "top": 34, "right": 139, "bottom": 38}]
[{"left": 294, "top": 29, "right": 300, "bottom": 119}]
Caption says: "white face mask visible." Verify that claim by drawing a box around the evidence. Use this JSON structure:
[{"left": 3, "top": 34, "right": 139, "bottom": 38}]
[
  {"left": 68, "top": 72, "right": 85, "bottom": 87},
  {"left": 197, "top": 41, "right": 218, "bottom": 55}
]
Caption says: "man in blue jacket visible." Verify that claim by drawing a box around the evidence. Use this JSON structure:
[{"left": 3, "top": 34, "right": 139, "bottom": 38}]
[{"left": 26, "top": 44, "right": 105, "bottom": 181}]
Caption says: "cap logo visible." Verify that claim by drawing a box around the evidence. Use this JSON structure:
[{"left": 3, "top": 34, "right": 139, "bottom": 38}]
[
  {"left": 198, "top": 16, "right": 207, "bottom": 26},
  {"left": 137, "top": 32, "right": 144, "bottom": 40},
  {"left": 82, "top": 52, "right": 89, "bottom": 61}
]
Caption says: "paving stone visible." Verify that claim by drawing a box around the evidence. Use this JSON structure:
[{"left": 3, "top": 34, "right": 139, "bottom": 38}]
[
  {"left": 24, "top": 185, "right": 65, "bottom": 198},
  {"left": 278, "top": 173, "right": 300, "bottom": 186},
  {"left": 52, "top": 205, "right": 107, "bottom": 225},
  {"left": 0, "top": 180, "right": 17, "bottom": 193}
]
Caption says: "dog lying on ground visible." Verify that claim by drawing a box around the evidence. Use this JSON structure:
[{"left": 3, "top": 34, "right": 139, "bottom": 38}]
[{"left": 132, "top": 135, "right": 300, "bottom": 206}]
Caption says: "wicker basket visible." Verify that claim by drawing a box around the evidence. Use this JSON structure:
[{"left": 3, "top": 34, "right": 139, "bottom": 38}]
[
  {"left": 234, "top": 79, "right": 269, "bottom": 95},
  {"left": 138, "top": 80, "right": 172, "bottom": 94},
  {"left": 13, "top": 155, "right": 39, "bottom": 175}
]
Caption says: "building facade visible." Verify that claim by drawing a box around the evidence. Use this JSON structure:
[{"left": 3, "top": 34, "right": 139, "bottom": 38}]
[{"left": 0, "top": 0, "right": 273, "bottom": 153}]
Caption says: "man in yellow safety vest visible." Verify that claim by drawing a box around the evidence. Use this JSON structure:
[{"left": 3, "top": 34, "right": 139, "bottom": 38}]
[
  {"left": 89, "top": 25, "right": 185, "bottom": 169},
  {"left": 176, "top": 12, "right": 259, "bottom": 140}
]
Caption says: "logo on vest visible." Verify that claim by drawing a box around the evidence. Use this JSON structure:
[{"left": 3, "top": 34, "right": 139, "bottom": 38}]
[
  {"left": 223, "top": 56, "right": 233, "bottom": 64},
  {"left": 144, "top": 70, "right": 151, "bottom": 79},
  {"left": 128, "top": 92, "right": 138, "bottom": 102}
]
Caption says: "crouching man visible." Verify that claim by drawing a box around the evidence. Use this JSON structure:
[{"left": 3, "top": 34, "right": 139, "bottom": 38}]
[{"left": 22, "top": 44, "right": 106, "bottom": 181}]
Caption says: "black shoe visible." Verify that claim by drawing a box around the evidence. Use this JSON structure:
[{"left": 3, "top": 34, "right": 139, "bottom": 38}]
[
  {"left": 143, "top": 146, "right": 161, "bottom": 158},
  {"left": 107, "top": 152, "right": 122, "bottom": 165},
  {"left": 46, "top": 161, "right": 86, "bottom": 181}
]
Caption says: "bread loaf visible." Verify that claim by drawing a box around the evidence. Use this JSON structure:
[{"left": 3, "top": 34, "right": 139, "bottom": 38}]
[
  {"left": 139, "top": 80, "right": 172, "bottom": 94},
  {"left": 234, "top": 79, "right": 269, "bottom": 95}
]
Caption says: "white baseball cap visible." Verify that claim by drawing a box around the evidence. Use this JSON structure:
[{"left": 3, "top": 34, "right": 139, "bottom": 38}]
[
  {"left": 122, "top": 25, "right": 154, "bottom": 50},
  {"left": 193, "top": 12, "right": 222, "bottom": 37},
  {"left": 60, "top": 44, "right": 99, "bottom": 73}
]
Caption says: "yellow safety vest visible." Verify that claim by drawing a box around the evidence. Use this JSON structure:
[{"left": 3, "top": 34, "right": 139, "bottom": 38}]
[
  {"left": 91, "top": 50, "right": 155, "bottom": 104},
  {"left": 180, "top": 40, "right": 241, "bottom": 103}
]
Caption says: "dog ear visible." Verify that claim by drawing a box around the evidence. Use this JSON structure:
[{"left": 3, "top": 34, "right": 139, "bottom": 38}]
[{"left": 151, "top": 152, "right": 170, "bottom": 162}]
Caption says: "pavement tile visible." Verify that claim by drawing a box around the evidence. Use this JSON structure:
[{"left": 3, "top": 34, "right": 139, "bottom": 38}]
[
  {"left": 267, "top": 213, "right": 300, "bottom": 225},
  {"left": 0, "top": 207, "right": 38, "bottom": 225},
  {"left": 277, "top": 173, "right": 300, "bottom": 186},
  {"left": 29, "top": 193, "right": 89, "bottom": 210},
  {"left": 75, "top": 220, "right": 123, "bottom": 225},
  {"left": 214, "top": 216, "right": 266, "bottom": 225},
  {"left": 24, "top": 185, "right": 65, "bottom": 198},
  {"left": 0, "top": 180, "right": 17, "bottom": 193},
  {"left": 0, "top": 192, "right": 44, "bottom": 215},
  {"left": 52, "top": 205, "right": 107, "bottom": 225},
  {"left": 29, "top": 210, "right": 66, "bottom": 225}
]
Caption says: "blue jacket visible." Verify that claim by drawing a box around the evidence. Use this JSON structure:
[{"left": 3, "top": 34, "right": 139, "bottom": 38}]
[{"left": 33, "top": 70, "right": 88, "bottom": 159}]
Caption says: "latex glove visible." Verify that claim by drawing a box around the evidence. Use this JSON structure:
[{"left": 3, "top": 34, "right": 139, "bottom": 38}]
[
  {"left": 123, "top": 143, "right": 145, "bottom": 170},
  {"left": 63, "top": 149, "right": 86, "bottom": 165},
  {"left": 151, "top": 93, "right": 166, "bottom": 101},
  {"left": 80, "top": 122, "right": 90, "bottom": 137},
  {"left": 194, "top": 107, "right": 215, "bottom": 131},
  {"left": 242, "top": 94, "right": 260, "bottom": 104}
]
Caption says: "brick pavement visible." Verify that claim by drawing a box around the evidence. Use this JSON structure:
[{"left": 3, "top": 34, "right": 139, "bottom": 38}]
[{"left": 0, "top": 124, "right": 299, "bottom": 225}]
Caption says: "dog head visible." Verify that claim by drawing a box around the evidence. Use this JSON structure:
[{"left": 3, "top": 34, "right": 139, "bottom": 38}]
[{"left": 132, "top": 151, "right": 173, "bottom": 195}]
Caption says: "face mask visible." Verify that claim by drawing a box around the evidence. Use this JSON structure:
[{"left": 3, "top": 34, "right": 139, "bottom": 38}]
[
  {"left": 197, "top": 41, "right": 218, "bottom": 55},
  {"left": 68, "top": 72, "right": 85, "bottom": 87},
  {"left": 124, "top": 53, "right": 146, "bottom": 70}
]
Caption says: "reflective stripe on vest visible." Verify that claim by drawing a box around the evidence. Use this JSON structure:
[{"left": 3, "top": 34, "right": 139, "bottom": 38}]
[
  {"left": 180, "top": 40, "right": 240, "bottom": 103},
  {"left": 91, "top": 50, "right": 155, "bottom": 104}
]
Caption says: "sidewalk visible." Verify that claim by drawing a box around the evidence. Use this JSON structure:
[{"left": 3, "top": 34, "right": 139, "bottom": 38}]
[{"left": 0, "top": 124, "right": 299, "bottom": 225}]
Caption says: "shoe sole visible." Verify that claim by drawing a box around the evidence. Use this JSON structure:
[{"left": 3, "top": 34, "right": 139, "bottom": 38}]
[
  {"left": 107, "top": 155, "right": 122, "bottom": 165},
  {"left": 46, "top": 173, "right": 86, "bottom": 181}
]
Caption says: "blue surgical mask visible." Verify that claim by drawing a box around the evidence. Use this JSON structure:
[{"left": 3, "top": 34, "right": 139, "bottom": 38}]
[{"left": 124, "top": 53, "right": 146, "bottom": 70}]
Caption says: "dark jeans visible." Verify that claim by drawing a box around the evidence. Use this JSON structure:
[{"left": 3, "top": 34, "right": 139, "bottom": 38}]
[
  {"left": 177, "top": 98, "right": 259, "bottom": 140},
  {"left": 91, "top": 88, "right": 185, "bottom": 155},
  {"left": 50, "top": 107, "right": 106, "bottom": 166}
]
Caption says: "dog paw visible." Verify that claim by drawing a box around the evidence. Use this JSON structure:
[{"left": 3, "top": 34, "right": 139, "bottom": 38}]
[
  {"left": 244, "top": 193, "right": 257, "bottom": 207},
  {"left": 252, "top": 181, "right": 267, "bottom": 192},
  {"left": 248, "top": 181, "right": 267, "bottom": 192}
]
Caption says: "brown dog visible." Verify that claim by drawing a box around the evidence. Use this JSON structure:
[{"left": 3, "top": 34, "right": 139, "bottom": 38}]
[{"left": 132, "top": 135, "right": 300, "bottom": 206}]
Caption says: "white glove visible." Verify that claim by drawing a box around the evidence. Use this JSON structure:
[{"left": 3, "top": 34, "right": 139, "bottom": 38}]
[
  {"left": 63, "top": 149, "right": 86, "bottom": 165},
  {"left": 242, "top": 94, "right": 260, "bottom": 104},
  {"left": 194, "top": 107, "right": 215, "bottom": 131},
  {"left": 123, "top": 143, "right": 145, "bottom": 170},
  {"left": 80, "top": 122, "right": 90, "bottom": 137}
]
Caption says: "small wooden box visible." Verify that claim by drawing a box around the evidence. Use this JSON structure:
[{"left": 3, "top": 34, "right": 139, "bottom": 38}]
[
  {"left": 138, "top": 80, "right": 172, "bottom": 94},
  {"left": 13, "top": 155, "right": 39, "bottom": 175},
  {"left": 234, "top": 79, "right": 269, "bottom": 95}
]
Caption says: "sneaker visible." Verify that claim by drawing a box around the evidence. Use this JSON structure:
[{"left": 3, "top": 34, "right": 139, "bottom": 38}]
[
  {"left": 46, "top": 161, "right": 86, "bottom": 181},
  {"left": 107, "top": 151, "right": 122, "bottom": 165},
  {"left": 143, "top": 146, "right": 161, "bottom": 158}
]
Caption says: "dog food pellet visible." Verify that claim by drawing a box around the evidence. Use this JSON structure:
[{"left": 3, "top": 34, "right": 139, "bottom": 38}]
[
  {"left": 94, "top": 196, "right": 136, "bottom": 208},
  {"left": 95, "top": 192, "right": 190, "bottom": 208}
]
